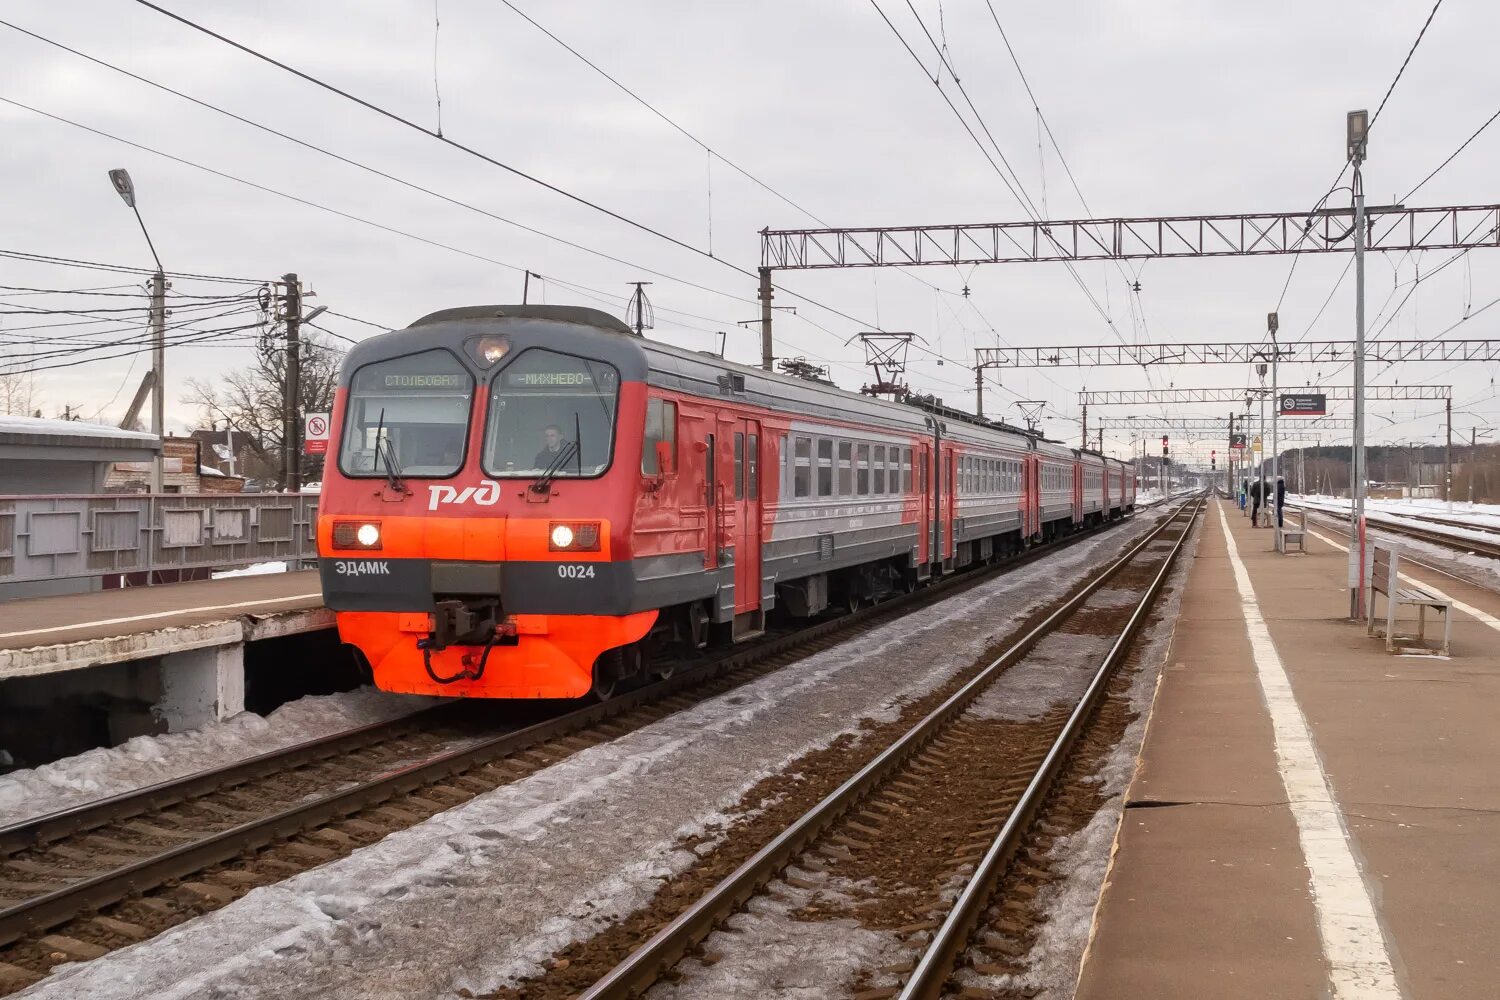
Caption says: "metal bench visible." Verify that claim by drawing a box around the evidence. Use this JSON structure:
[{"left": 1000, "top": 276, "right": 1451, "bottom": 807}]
[
  {"left": 1275, "top": 505, "right": 1307, "bottom": 554},
  {"left": 1367, "top": 543, "right": 1451, "bottom": 656}
]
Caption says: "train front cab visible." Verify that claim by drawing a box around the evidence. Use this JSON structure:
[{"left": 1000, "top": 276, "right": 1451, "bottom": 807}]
[{"left": 317, "top": 307, "right": 670, "bottom": 700}]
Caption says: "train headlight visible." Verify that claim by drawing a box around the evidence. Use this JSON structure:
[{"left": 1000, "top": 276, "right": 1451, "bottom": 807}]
[
  {"left": 333, "top": 520, "right": 383, "bottom": 550},
  {"left": 466, "top": 335, "right": 511, "bottom": 367},
  {"left": 548, "top": 521, "right": 601, "bottom": 552}
]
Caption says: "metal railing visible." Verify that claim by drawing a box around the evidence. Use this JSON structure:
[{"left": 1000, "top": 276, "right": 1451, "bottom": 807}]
[{"left": 0, "top": 494, "right": 319, "bottom": 585}]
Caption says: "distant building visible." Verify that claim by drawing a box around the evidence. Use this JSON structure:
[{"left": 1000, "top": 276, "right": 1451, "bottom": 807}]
[
  {"left": 0, "top": 415, "right": 159, "bottom": 494},
  {"left": 106, "top": 437, "right": 245, "bottom": 494}
]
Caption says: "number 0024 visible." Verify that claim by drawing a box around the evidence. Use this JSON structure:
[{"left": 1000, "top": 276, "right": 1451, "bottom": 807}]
[{"left": 557, "top": 564, "right": 596, "bottom": 579}]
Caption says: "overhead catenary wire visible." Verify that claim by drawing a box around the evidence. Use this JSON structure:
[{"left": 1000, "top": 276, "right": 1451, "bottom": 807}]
[{"left": 125, "top": 1, "right": 889, "bottom": 339}]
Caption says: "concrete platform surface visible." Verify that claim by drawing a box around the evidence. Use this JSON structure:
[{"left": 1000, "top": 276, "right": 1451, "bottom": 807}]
[
  {"left": 0, "top": 571, "right": 327, "bottom": 679},
  {"left": 1076, "top": 497, "right": 1500, "bottom": 1000}
]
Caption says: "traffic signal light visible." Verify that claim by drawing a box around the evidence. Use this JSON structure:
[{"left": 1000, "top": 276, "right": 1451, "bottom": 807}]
[
  {"left": 1161, "top": 435, "right": 1169, "bottom": 468},
  {"left": 1211, "top": 449, "right": 1217, "bottom": 471}
]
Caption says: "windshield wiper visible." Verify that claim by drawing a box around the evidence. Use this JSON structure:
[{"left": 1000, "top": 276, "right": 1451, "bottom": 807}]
[
  {"left": 373, "top": 408, "right": 409, "bottom": 494},
  {"left": 530, "top": 413, "right": 581, "bottom": 494}
]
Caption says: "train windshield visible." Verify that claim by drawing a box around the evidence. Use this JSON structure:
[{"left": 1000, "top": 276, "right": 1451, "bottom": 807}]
[
  {"left": 339, "top": 349, "right": 474, "bottom": 478},
  {"left": 484, "top": 348, "right": 619, "bottom": 478}
]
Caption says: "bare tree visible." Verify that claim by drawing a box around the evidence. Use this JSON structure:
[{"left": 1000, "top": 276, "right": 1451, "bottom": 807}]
[
  {"left": 0, "top": 370, "right": 38, "bottom": 417},
  {"left": 185, "top": 333, "right": 344, "bottom": 488}
]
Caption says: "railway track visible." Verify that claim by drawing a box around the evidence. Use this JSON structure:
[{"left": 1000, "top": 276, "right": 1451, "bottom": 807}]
[
  {"left": 556, "top": 495, "right": 1202, "bottom": 1000},
  {"left": 0, "top": 508, "right": 1152, "bottom": 995},
  {"left": 1291, "top": 502, "right": 1500, "bottom": 559}
]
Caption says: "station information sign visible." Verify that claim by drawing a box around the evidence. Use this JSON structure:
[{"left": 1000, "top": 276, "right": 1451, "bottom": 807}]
[
  {"left": 1279, "top": 392, "right": 1327, "bottom": 416},
  {"left": 1229, "top": 432, "right": 1247, "bottom": 450}
]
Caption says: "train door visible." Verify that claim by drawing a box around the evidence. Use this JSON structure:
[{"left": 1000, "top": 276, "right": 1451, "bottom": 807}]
[
  {"left": 917, "top": 442, "right": 932, "bottom": 566},
  {"left": 945, "top": 448, "right": 958, "bottom": 564},
  {"left": 731, "top": 421, "right": 762, "bottom": 628},
  {"left": 1024, "top": 455, "right": 1040, "bottom": 540},
  {"left": 702, "top": 431, "right": 719, "bottom": 571},
  {"left": 1072, "top": 462, "right": 1083, "bottom": 525}
]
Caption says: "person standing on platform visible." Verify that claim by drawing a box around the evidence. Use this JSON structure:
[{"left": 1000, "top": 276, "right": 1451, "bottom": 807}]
[
  {"left": 1250, "top": 479, "right": 1262, "bottom": 527},
  {"left": 1275, "top": 475, "right": 1286, "bottom": 528}
]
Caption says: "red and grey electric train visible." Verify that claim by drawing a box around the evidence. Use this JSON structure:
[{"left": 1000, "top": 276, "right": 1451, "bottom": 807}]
[{"left": 316, "top": 305, "right": 1135, "bottom": 699}]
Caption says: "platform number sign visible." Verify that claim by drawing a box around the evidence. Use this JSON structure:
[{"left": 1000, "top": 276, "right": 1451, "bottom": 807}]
[
  {"left": 1229, "top": 433, "right": 1247, "bottom": 450},
  {"left": 304, "top": 412, "right": 330, "bottom": 455}
]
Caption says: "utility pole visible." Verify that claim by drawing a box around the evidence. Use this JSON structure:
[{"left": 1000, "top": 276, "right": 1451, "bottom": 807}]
[
  {"left": 974, "top": 366, "right": 984, "bottom": 419},
  {"left": 758, "top": 267, "right": 774, "bottom": 371},
  {"left": 149, "top": 271, "right": 166, "bottom": 493},
  {"left": 1445, "top": 397, "right": 1453, "bottom": 509},
  {"left": 1348, "top": 109, "right": 1370, "bottom": 619},
  {"left": 1082, "top": 403, "right": 1088, "bottom": 449},
  {"left": 523, "top": 270, "right": 539, "bottom": 304},
  {"left": 282, "top": 273, "right": 302, "bottom": 493},
  {"left": 1268, "top": 311, "right": 1280, "bottom": 529},
  {"left": 1256, "top": 364, "right": 1267, "bottom": 526},
  {"left": 1228, "top": 411, "right": 1235, "bottom": 497}
]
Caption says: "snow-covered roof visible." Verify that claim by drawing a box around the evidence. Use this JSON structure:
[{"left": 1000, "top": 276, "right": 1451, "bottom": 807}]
[
  {"left": 0, "top": 415, "right": 160, "bottom": 451},
  {"left": 199, "top": 464, "right": 228, "bottom": 477}
]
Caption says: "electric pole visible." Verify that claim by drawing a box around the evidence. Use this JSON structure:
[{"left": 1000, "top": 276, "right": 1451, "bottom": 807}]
[
  {"left": 1269, "top": 311, "right": 1280, "bottom": 529},
  {"left": 1445, "top": 396, "right": 1453, "bottom": 509},
  {"left": 1227, "top": 411, "right": 1235, "bottom": 497},
  {"left": 758, "top": 267, "right": 774, "bottom": 371},
  {"left": 1348, "top": 109, "right": 1370, "bottom": 619},
  {"left": 149, "top": 271, "right": 166, "bottom": 493},
  {"left": 282, "top": 273, "right": 302, "bottom": 493}
]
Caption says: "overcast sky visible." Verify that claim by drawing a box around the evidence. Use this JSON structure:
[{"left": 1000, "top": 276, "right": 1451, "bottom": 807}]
[{"left": 3, "top": 0, "right": 1497, "bottom": 463}]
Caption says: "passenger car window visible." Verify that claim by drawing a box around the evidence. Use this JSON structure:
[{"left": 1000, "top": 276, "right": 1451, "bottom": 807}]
[
  {"left": 817, "top": 438, "right": 834, "bottom": 497},
  {"left": 857, "top": 444, "right": 870, "bottom": 495},
  {"left": 642, "top": 398, "right": 677, "bottom": 475},
  {"left": 838, "top": 441, "right": 853, "bottom": 496},
  {"left": 734, "top": 432, "right": 745, "bottom": 500},
  {"left": 793, "top": 436, "right": 811, "bottom": 498}
]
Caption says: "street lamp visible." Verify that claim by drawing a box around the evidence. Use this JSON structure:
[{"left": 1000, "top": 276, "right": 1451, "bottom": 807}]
[
  {"left": 1346, "top": 109, "right": 1370, "bottom": 619},
  {"left": 108, "top": 168, "right": 167, "bottom": 494}
]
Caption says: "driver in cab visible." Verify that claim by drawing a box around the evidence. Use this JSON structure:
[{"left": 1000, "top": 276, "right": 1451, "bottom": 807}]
[{"left": 534, "top": 424, "right": 569, "bottom": 469}]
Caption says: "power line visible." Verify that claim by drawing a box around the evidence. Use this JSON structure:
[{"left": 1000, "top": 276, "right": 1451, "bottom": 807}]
[
  {"left": 0, "top": 248, "right": 257, "bottom": 283},
  {"left": 129, "top": 0, "right": 717, "bottom": 264},
  {"left": 125, "top": 3, "right": 894, "bottom": 339},
  {"left": 0, "top": 20, "right": 770, "bottom": 311},
  {"left": 1402, "top": 105, "right": 1500, "bottom": 201}
]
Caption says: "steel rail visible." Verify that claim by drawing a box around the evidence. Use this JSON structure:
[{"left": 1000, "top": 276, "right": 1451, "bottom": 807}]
[
  {"left": 898, "top": 495, "right": 1202, "bottom": 998},
  {"left": 1291, "top": 503, "right": 1500, "bottom": 560},
  {"left": 0, "top": 702, "right": 466, "bottom": 857},
  {"left": 578, "top": 496, "right": 1203, "bottom": 1000},
  {"left": 0, "top": 509, "right": 1141, "bottom": 950}
]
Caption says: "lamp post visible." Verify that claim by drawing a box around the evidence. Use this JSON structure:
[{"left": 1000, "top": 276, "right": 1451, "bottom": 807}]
[
  {"left": 108, "top": 168, "right": 167, "bottom": 494},
  {"left": 1268, "top": 311, "right": 1280, "bottom": 531},
  {"left": 1347, "top": 108, "right": 1370, "bottom": 619}
]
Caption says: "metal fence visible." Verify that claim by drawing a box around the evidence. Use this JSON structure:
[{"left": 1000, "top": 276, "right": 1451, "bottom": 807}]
[{"left": 0, "top": 494, "right": 319, "bottom": 585}]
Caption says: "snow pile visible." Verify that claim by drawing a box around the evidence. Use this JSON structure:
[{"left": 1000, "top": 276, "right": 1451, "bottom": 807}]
[
  {"left": 0, "top": 688, "right": 436, "bottom": 827},
  {"left": 1293, "top": 495, "right": 1500, "bottom": 549},
  {"left": 0, "top": 415, "right": 157, "bottom": 442},
  {"left": 211, "top": 561, "right": 289, "bottom": 580},
  {"left": 20, "top": 511, "right": 1177, "bottom": 1000}
]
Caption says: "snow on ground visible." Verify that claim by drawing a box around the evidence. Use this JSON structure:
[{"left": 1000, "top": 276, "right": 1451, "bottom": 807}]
[
  {"left": 649, "top": 868, "right": 904, "bottom": 1000},
  {"left": 210, "top": 560, "right": 289, "bottom": 580},
  {"left": 1294, "top": 494, "right": 1500, "bottom": 539},
  {"left": 0, "top": 688, "right": 438, "bottom": 827},
  {"left": 1136, "top": 486, "right": 1200, "bottom": 508},
  {"left": 19, "top": 509, "right": 1178, "bottom": 1000}
]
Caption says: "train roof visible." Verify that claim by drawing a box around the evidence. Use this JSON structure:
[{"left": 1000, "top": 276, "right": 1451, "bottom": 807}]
[{"left": 358, "top": 304, "right": 1132, "bottom": 467}]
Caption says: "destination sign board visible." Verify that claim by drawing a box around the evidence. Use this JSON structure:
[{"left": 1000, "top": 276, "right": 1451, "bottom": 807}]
[{"left": 1279, "top": 392, "right": 1327, "bottom": 416}]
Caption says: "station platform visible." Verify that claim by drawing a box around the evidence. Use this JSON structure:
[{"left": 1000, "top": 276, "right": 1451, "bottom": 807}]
[
  {"left": 1076, "top": 497, "right": 1500, "bottom": 999},
  {"left": 0, "top": 571, "right": 327, "bottom": 681}
]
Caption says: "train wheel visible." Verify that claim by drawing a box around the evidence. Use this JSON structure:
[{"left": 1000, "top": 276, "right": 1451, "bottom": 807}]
[{"left": 590, "top": 652, "right": 620, "bottom": 701}]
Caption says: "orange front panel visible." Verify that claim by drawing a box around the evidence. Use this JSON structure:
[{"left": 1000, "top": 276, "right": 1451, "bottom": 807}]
[{"left": 338, "top": 608, "right": 657, "bottom": 699}]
